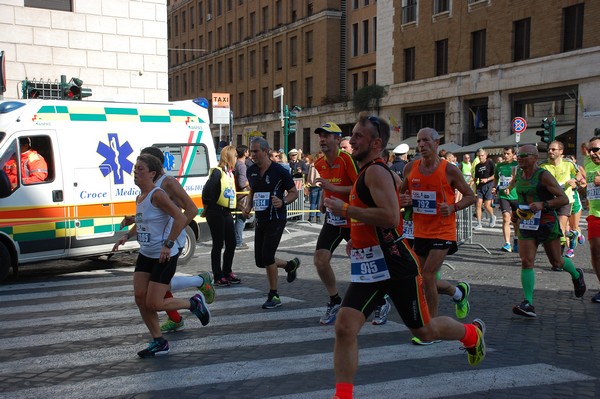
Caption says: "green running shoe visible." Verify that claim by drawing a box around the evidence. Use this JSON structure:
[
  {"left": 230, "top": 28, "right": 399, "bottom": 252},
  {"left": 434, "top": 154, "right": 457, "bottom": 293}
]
[
  {"left": 160, "top": 317, "right": 185, "bottom": 333},
  {"left": 465, "top": 319, "right": 486, "bottom": 366},
  {"left": 197, "top": 271, "right": 215, "bottom": 304},
  {"left": 454, "top": 282, "right": 471, "bottom": 320}
]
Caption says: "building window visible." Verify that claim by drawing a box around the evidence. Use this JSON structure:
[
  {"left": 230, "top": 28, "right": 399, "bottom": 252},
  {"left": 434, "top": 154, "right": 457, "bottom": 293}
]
[
  {"left": 433, "top": 0, "right": 449, "bottom": 14},
  {"left": 208, "top": 64, "right": 213, "bottom": 89},
  {"left": 183, "top": 73, "right": 188, "bottom": 96},
  {"left": 290, "top": 36, "right": 298, "bottom": 67},
  {"left": 352, "top": 73, "right": 359, "bottom": 94},
  {"left": 228, "top": 58, "right": 233, "bottom": 83},
  {"left": 227, "top": 0, "right": 232, "bottom": 12},
  {"left": 238, "top": 92, "right": 244, "bottom": 116},
  {"left": 352, "top": 23, "right": 359, "bottom": 57},
  {"left": 238, "top": 17, "right": 244, "bottom": 41},
  {"left": 208, "top": 31, "right": 213, "bottom": 51},
  {"left": 182, "top": 43, "right": 187, "bottom": 63},
  {"left": 362, "top": 20, "right": 369, "bottom": 54},
  {"left": 435, "top": 39, "right": 448, "bottom": 76},
  {"left": 471, "top": 29, "right": 486, "bottom": 69},
  {"left": 276, "top": 0, "right": 283, "bottom": 26},
  {"left": 199, "top": 67, "right": 205, "bottom": 90},
  {"left": 276, "top": 41, "right": 283, "bottom": 70},
  {"left": 307, "top": 0, "right": 313, "bottom": 16},
  {"left": 262, "top": 46, "right": 269, "bottom": 74},
  {"left": 404, "top": 47, "right": 415, "bottom": 82},
  {"left": 190, "top": 7, "right": 195, "bottom": 29},
  {"left": 175, "top": 75, "right": 180, "bottom": 98},
  {"left": 402, "top": 0, "right": 417, "bottom": 24},
  {"left": 238, "top": 54, "right": 245, "bottom": 81},
  {"left": 305, "top": 31, "right": 313, "bottom": 63},
  {"left": 182, "top": 11, "right": 186, "bottom": 32},
  {"left": 305, "top": 77, "right": 313, "bottom": 108},
  {"left": 563, "top": 3, "right": 584, "bottom": 52},
  {"left": 372, "top": 69, "right": 377, "bottom": 85},
  {"left": 250, "top": 12, "right": 256, "bottom": 36},
  {"left": 217, "top": 61, "right": 223, "bottom": 86},
  {"left": 262, "top": 6, "right": 269, "bottom": 33},
  {"left": 208, "top": 0, "right": 213, "bottom": 15},
  {"left": 25, "top": 0, "right": 72, "bottom": 11},
  {"left": 190, "top": 39, "right": 195, "bottom": 60},
  {"left": 217, "top": 27, "right": 222, "bottom": 48},
  {"left": 513, "top": 18, "right": 530, "bottom": 62},
  {"left": 199, "top": 2, "right": 204, "bottom": 24},
  {"left": 250, "top": 90, "right": 257, "bottom": 115},
  {"left": 174, "top": 15, "right": 179, "bottom": 36},
  {"left": 303, "top": 128, "right": 311, "bottom": 154},
  {"left": 217, "top": 0, "right": 222, "bottom": 16},
  {"left": 291, "top": 0, "right": 298, "bottom": 22},
  {"left": 362, "top": 71, "right": 369, "bottom": 87},
  {"left": 262, "top": 87, "right": 269, "bottom": 114},
  {"left": 227, "top": 22, "right": 232, "bottom": 45},
  {"left": 290, "top": 80, "right": 297, "bottom": 106},
  {"left": 405, "top": 110, "right": 445, "bottom": 138},
  {"left": 250, "top": 49, "right": 256, "bottom": 77},
  {"left": 373, "top": 17, "right": 377, "bottom": 51}
]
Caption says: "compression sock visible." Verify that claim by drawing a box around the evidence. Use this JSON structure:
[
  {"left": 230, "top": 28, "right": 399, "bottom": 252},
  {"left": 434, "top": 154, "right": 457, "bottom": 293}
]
[
  {"left": 334, "top": 383, "right": 353, "bottom": 399},
  {"left": 561, "top": 256, "right": 580, "bottom": 279},
  {"left": 521, "top": 268, "right": 535, "bottom": 304},
  {"left": 170, "top": 275, "right": 203, "bottom": 291},
  {"left": 330, "top": 293, "right": 342, "bottom": 305},
  {"left": 163, "top": 291, "right": 182, "bottom": 323},
  {"left": 460, "top": 323, "right": 479, "bottom": 348}
]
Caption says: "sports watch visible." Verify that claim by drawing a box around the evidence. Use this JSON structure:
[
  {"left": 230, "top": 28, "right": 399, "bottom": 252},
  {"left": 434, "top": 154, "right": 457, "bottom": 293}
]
[{"left": 163, "top": 239, "right": 175, "bottom": 249}]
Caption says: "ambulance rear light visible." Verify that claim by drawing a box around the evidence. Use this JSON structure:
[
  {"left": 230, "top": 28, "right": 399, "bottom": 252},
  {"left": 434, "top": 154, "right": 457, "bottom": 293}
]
[
  {"left": 0, "top": 101, "right": 26, "bottom": 114},
  {"left": 192, "top": 97, "right": 209, "bottom": 109}
]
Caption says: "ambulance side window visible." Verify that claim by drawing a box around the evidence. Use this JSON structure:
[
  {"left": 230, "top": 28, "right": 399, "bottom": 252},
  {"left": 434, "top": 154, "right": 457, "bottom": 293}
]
[
  {"left": 20, "top": 135, "right": 54, "bottom": 186},
  {"left": 157, "top": 143, "right": 210, "bottom": 178},
  {"left": 0, "top": 139, "right": 18, "bottom": 197}
]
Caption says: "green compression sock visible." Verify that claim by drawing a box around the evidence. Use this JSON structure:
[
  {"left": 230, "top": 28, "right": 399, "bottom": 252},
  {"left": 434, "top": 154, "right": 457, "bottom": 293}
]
[
  {"left": 521, "top": 268, "right": 535, "bottom": 304},
  {"left": 561, "top": 256, "right": 579, "bottom": 279}
]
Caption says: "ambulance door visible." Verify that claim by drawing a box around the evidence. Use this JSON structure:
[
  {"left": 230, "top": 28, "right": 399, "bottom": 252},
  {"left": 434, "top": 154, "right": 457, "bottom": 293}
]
[
  {"left": 72, "top": 166, "right": 114, "bottom": 241},
  {"left": 0, "top": 131, "right": 67, "bottom": 262}
]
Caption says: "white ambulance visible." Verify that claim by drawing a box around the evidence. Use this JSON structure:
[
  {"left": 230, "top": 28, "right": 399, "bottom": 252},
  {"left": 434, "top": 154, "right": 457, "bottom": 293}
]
[{"left": 0, "top": 97, "right": 217, "bottom": 281}]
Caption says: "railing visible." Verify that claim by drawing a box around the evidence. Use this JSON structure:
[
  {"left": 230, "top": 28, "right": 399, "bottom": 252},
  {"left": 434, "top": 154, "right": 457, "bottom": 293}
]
[{"left": 286, "top": 178, "right": 307, "bottom": 222}]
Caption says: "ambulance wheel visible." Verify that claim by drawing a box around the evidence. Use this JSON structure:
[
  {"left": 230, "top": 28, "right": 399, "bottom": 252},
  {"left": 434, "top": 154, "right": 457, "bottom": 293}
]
[
  {"left": 0, "top": 242, "right": 11, "bottom": 282},
  {"left": 178, "top": 225, "right": 196, "bottom": 265}
]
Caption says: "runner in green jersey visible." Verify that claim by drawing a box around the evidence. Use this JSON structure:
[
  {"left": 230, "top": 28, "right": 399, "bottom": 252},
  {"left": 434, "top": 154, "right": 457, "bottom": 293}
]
[
  {"left": 493, "top": 147, "right": 519, "bottom": 252},
  {"left": 508, "top": 145, "right": 586, "bottom": 317},
  {"left": 585, "top": 137, "right": 600, "bottom": 303}
]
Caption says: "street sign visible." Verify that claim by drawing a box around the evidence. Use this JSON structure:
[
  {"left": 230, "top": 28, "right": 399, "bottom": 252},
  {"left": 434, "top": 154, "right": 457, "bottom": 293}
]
[
  {"left": 511, "top": 117, "right": 527, "bottom": 133},
  {"left": 273, "top": 87, "right": 284, "bottom": 98}
]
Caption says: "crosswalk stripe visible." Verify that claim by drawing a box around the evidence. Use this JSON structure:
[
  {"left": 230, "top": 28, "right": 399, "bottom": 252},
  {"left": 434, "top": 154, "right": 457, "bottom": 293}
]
[
  {"left": 267, "top": 363, "right": 594, "bottom": 399},
  {"left": 0, "top": 343, "right": 487, "bottom": 399},
  {"left": 0, "top": 322, "right": 402, "bottom": 375}
]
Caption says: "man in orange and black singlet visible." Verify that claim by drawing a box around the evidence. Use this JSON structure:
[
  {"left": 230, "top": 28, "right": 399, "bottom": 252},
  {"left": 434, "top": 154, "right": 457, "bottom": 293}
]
[
  {"left": 325, "top": 115, "right": 486, "bottom": 399},
  {"left": 312, "top": 122, "right": 359, "bottom": 325},
  {"left": 401, "top": 127, "right": 476, "bottom": 345}
]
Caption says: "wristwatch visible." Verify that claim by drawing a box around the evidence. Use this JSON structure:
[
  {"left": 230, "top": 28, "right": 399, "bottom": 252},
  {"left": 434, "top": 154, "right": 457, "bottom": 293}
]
[{"left": 163, "top": 239, "right": 175, "bottom": 249}]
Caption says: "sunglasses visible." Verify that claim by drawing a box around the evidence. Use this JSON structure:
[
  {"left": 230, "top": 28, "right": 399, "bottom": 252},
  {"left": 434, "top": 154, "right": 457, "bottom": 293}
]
[
  {"left": 589, "top": 147, "right": 600, "bottom": 153},
  {"left": 517, "top": 153, "right": 533, "bottom": 159},
  {"left": 367, "top": 115, "right": 381, "bottom": 137}
]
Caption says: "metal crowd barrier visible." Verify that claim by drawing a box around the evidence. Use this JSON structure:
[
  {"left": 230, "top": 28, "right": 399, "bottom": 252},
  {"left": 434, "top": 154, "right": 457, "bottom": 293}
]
[
  {"left": 443, "top": 204, "right": 491, "bottom": 270},
  {"left": 286, "top": 178, "right": 308, "bottom": 223}
]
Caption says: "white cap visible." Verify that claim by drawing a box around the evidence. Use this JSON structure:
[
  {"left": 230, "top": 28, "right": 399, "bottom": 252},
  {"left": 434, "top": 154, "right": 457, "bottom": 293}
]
[{"left": 393, "top": 143, "right": 409, "bottom": 154}]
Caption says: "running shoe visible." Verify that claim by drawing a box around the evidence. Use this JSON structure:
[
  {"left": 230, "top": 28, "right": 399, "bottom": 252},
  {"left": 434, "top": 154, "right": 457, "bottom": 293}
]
[
  {"left": 160, "top": 317, "right": 185, "bottom": 333},
  {"left": 372, "top": 297, "right": 391, "bottom": 325},
  {"left": 591, "top": 291, "right": 600, "bottom": 303},
  {"left": 197, "top": 271, "right": 215, "bottom": 304},
  {"left": 578, "top": 232, "right": 585, "bottom": 245},
  {"left": 214, "top": 277, "right": 231, "bottom": 287},
  {"left": 319, "top": 302, "right": 341, "bottom": 325},
  {"left": 489, "top": 215, "right": 497, "bottom": 228},
  {"left": 501, "top": 242, "right": 512, "bottom": 252},
  {"left": 572, "top": 267, "right": 586, "bottom": 298},
  {"left": 137, "top": 339, "right": 170, "bottom": 358},
  {"left": 512, "top": 300, "right": 536, "bottom": 317},
  {"left": 473, "top": 222, "right": 483, "bottom": 230},
  {"left": 262, "top": 294, "right": 282, "bottom": 309},
  {"left": 465, "top": 319, "right": 486, "bottom": 366},
  {"left": 513, "top": 239, "right": 519, "bottom": 253},
  {"left": 411, "top": 337, "right": 442, "bottom": 345},
  {"left": 565, "top": 248, "right": 575, "bottom": 258},
  {"left": 454, "top": 282, "right": 471, "bottom": 320},
  {"left": 190, "top": 292, "right": 211, "bottom": 326},
  {"left": 286, "top": 257, "right": 301, "bottom": 283},
  {"left": 236, "top": 243, "right": 249, "bottom": 250},
  {"left": 226, "top": 272, "right": 242, "bottom": 284}
]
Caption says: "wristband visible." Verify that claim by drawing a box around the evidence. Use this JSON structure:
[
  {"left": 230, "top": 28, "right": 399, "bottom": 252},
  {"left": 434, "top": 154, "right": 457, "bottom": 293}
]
[
  {"left": 543, "top": 201, "right": 550, "bottom": 211},
  {"left": 341, "top": 202, "right": 349, "bottom": 218}
]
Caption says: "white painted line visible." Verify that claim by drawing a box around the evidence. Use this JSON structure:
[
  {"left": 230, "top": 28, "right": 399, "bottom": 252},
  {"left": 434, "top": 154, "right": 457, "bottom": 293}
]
[
  {"left": 0, "top": 296, "right": 312, "bottom": 350},
  {"left": 0, "top": 342, "right": 483, "bottom": 399},
  {"left": 268, "top": 363, "right": 595, "bottom": 399},
  {"left": 0, "top": 287, "right": 267, "bottom": 316},
  {"left": 0, "top": 322, "right": 402, "bottom": 375}
]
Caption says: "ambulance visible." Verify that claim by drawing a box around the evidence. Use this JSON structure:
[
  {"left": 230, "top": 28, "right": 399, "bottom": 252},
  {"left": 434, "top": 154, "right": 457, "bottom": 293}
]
[{"left": 0, "top": 97, "right": 217, "bottom": 281}]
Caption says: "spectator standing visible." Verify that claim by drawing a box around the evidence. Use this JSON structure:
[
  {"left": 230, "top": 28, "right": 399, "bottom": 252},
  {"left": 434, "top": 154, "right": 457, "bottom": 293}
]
[
  {"left": 234, "top": 145, "right": 250, "bottom": 250},
  {"left": 304, "top": 153, "right": 322, "bottom": 223},
  {"left": 340, "top": 136, "right": 352, "bottom": 152},
  {"left": 288, "top": 148, "right": 307, "bottom": 179},
  {"left": 202, "top": 146, "right": 241, "bottom": 286},
  {"left": 474, "top": 149, "right": 496, "bottom": 229},
  {"left": 389, "top": 143, "right": 409, "bottom": 179}
]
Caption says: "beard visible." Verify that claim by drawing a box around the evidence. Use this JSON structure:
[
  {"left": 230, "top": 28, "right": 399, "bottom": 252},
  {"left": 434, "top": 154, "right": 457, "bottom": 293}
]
[{"left": 352, "top": 147, "right": 369, "bottom": 162}]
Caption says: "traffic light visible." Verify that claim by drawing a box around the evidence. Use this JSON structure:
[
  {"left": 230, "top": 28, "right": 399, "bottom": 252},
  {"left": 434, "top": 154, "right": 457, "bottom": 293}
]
[
  {"left": 287, "top": 107, "right": 298, "bottom": 135},
  {"left": 62, "top": 77, "right": 92, "bottom": 100},
  {"left": 536, "top": 118, "right": 554, "bottom": 144}
]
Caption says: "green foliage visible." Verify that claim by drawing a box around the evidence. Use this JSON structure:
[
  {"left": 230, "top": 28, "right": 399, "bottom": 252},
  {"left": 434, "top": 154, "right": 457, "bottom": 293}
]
[{"left": 353, "top": 85, "right": 386, "bottom": 113}]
